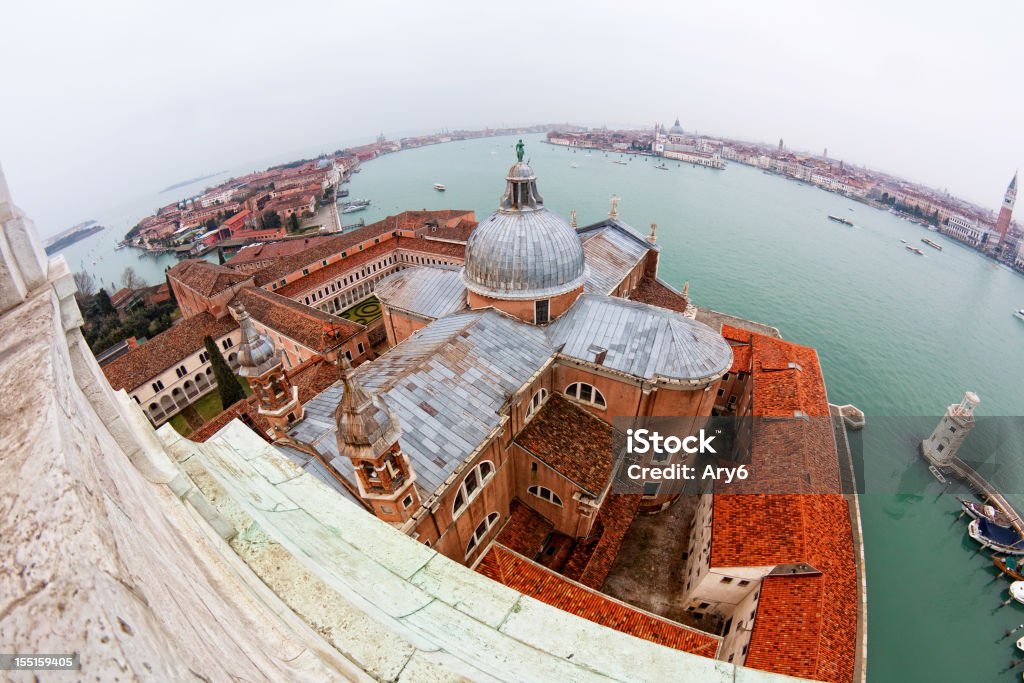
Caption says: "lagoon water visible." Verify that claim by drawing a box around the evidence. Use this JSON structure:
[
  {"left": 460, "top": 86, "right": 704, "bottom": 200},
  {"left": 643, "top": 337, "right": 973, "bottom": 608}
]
[{"left": 64, "top": 133, "right": 1024, "bottom": 681}]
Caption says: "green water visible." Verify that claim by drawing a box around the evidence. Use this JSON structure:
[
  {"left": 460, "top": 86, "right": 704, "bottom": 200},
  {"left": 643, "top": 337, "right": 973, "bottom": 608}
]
[{"left": 343, "top": 134, "right": 1024, "bottom": 681}]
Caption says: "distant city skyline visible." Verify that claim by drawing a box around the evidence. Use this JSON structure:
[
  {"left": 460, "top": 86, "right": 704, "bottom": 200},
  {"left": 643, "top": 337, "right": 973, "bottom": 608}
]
[{"left": 2, "top": 0, "right": 1021, "bottom": 236}]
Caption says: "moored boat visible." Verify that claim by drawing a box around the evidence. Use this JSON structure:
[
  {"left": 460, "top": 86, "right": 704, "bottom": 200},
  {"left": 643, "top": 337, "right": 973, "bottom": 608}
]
[
  {"left": 654, "top": 163, "right": 669, "bottom": 170},
  {"left": 959, "top": 496, "right": 1013, "bottom": 527},
  {"left": 433, "top": 183, "right": 446, "bottom": 191},
  {"left": 612, "top": 160, "right": 628, "bottom": 166},
  {"left": 1014, "top": 309, "right": 1024, "bottom": 322},
  {"left": 995, "top": 555, "right": 1024, "bottom": 581},
  {"left": 828, "top": 215, "right": 854, "bottom": 226},
  {"left": 1010, "top": 581, "right": 1024, "bottom": 604},
  {"left": 905, "top": 246, "right": 925, "bottom": 255},
  {"left": 341, "top": 199, "right": 370, "bottom": 213},
  {"left": 969, "top": 517, "right": 1024, "bottom": 555}
]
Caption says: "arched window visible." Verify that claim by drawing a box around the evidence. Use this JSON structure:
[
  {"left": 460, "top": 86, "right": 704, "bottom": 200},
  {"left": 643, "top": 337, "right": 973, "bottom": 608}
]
[
  {"left": 565, "top": 382, "right": 606, "bottom": 408},
  {"left": 452, "top": 460, "right": 496, "bottom": 518},
  {"left": 526, "top": 388, "right": 548, "bottom": 420},
  {"left": 527, "top": 485, "right": 563, "bottom": 507},
  {"left": 465, "top": 512, "right": 499, "bottom": 558}
]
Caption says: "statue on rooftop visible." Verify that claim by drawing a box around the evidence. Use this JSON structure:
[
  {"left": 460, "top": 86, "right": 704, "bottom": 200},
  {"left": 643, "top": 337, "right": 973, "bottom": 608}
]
[{"left": 516, "top": 139, "right": 525, "bottom": 162}]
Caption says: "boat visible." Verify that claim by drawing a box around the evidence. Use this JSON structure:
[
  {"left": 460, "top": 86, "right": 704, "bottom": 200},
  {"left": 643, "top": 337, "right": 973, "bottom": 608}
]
[
  {"left": 928, "top": 225, "right": 939, "bottom": 232},
  {"left": 928, "top": 465, "right": 947, "bottom": 484},
  {"left": 995, "top": 556, "right": 1024, "bottom": 581},
  {"left": 828, "top": 215, "right": 854, "bottom": 226},
  {"left": 612, "top": 160, "right": 628, "bottom": 166},
  {"left": 654, "top": 163, "right": 669, "bottom": 170},
  {"left": 969, "top": 517, "right": 1024, "bottom": 555},
  {"left": 340, "top": 199, "right": 370, "bottom": 214},
  {"left": 905, "top": 246, "right": 925, "bottom": 255},
  {"left": 570, "top": 163, "right": 579, "bottom": 169},
  {"left": 900, "top": 239, "right": 907, "bottom": 244},
  {"left": 433, "top": 183, "right": 446, "bottom": 191},
  {"left": 1014, "top": 309, "right": 1024, "bottom": 322},
  {"left": 959, "top": 496, "right": 1013, "bottom": 527},
  {"left": 1011, "top": 581, "right": 1024, "bottom": 605},
  {"left": 921, "top": 238, "right": 943, "bottom": 251}
]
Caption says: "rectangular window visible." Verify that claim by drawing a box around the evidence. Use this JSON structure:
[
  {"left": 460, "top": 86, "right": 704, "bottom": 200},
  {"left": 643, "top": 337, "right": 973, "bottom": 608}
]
[
  {"left": 720, "top": 576, "right": 734, "bottom": 584},
  {"left": 534, "top": 299, "right": 550, "bottom": 324},
  {"left": 579, "top": 383, "right": 593, "bottom": 403},
  {"left": 358, "top": 342, "right": 365, "bottom": 354},
  {"left": 643, "top": 482, "right": 660, "bottom": 496},
  {"left": 345, "top": 350, "right": 353, "bottom": 361},
  {"left": 302, "top": 268, "right": 309, "bottom": 275}
]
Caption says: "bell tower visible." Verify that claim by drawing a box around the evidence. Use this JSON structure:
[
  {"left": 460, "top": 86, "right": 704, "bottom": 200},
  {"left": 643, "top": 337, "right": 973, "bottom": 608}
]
[
  {"left": 334, "top": 357, "right": 420, "bottom": 523},
  {"left": 233, "top": 304, "right": 302, "bottom": 438},
  {"left": 990, "top": 171, "right": 1017, "bottom": 254}
]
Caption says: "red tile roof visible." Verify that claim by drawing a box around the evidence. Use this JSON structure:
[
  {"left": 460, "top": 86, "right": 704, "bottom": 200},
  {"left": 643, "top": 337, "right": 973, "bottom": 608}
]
[
  {"left": 477, "top": 545, "right": 720, "bottom": 658},
  {"left": 233, "top": 287, "right": 363, "bottom": 352},
  {"left": 629, "top": 275, "right": 688, "bottom": 314},
  {"left": 225, "top": 236, "right": 335, "bottom": 268},
  {"left": 274, "top": 237, "right": 464, "bottom": 298},
  {"left": 168, "top": 260, "right": 252, "bottom": 298},
  {"left": 495, "top": 499, "right": 553, "bottom": 560},
  {"left": 250, "top": 210, "right": 472, "bottom": 287},
  {"left": 708, "top": 328, "right": 857, "bottom": 683},
  {"left": 514, "top": 394, "right": 614, "bottom": 496},
  {"left": 102, "top": 312, "right": 238, "bottom": 391}
]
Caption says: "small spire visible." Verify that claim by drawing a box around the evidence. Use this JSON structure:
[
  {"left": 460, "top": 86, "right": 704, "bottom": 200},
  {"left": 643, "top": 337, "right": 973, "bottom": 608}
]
[
  {"left": 570, "top": 209, "right": 577, "bottom": 228},
  {"left": 609, "top": 195, "right": 619, "bottom": 219},
  {"left": 648, "top": 223, "right": 657, "bottom": 244},
  {"left": 337, "top": 354, "right": 371, "bottom": 412}
]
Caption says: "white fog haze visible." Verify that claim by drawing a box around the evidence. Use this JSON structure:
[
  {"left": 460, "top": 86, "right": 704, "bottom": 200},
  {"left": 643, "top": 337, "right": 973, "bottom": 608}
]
[{"left": 1, "top": 0, "right": 1021, "bottom": 235}]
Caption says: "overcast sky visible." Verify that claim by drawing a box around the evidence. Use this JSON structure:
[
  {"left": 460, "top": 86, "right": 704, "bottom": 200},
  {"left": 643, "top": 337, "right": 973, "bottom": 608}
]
[{"left": 2, "top": 0, "right": 1022, "bottom": 236}]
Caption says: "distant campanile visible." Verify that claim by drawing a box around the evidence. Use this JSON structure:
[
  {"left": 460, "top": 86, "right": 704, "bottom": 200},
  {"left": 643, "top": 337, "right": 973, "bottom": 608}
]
[{"left": 992, "top": 171, "right": 1018, "bottom": 249}]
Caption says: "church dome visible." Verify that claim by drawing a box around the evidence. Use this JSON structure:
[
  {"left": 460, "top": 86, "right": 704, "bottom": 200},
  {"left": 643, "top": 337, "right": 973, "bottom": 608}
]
[{"left": 462, "top": 149, "right": 586, "bottom": 300}]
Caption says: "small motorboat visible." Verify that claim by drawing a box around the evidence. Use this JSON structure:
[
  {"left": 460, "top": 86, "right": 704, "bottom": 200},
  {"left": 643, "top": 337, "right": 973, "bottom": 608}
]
[
  {"left": 900, "top": 239, "right": 907, "bottom": 244},
  {"left": 828, "top": 215, "right": 854, "bottom": 226},
  {"left": 928, "top": 465, "right": 947, "bottom": 484},
  {"left": 1010, "top": 581, "right": 1024, "bottom": 605},
  {"left": 433, "top": 183, "right": 446, "bottom": 191},
  {"left": 612, "top": 160, "right": 628, "bottom": 166},
  {"left": 1014, "top": 309, "right": 1024, "bottom": 322},
  {"left": 969, "top": 518, "right": 1024, "bottom": 555},
  {"left": 995, "top": 556, "right": 1024, "bottom": 581},
  {"left": 959, "top": 496, "right": 1013, "bottom": 527},
  {"left": 654, "top": 163, "right": 669, "bottom": 170},
  {"left": 905, "top": 246, "right": 925, "bottom": 255}
]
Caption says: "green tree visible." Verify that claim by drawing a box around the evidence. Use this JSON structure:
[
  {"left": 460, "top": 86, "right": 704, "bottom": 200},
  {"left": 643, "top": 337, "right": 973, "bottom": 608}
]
[
  {"left": 204, "top": 335, "right": 245, "bottom": 409},
  {"left": 262, "top": 210, "right": 282, "bottom": 229},
  {"left": 288, "top": 213, "right": 301, "bottom": 233},
  {"left": 94, "top": 288, "right": 115, "bottom": 316}
]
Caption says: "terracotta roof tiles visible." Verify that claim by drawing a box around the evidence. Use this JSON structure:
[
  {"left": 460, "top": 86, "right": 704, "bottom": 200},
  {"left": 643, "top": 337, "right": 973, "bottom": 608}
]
[
  {"left": 102, "top": 312, "right": 238, "bottom": 391},
  {"left": 514, "top": 394, "right": 615, "bottom": 496},
  {"left": 477, "top": 545, "right": 720, "bottom": 658}
]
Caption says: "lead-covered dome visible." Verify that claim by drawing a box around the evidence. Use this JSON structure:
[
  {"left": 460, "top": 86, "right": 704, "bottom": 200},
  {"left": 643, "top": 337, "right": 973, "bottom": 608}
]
[{"left": 462, "top": 153, "right": 586, "bottom": 300}]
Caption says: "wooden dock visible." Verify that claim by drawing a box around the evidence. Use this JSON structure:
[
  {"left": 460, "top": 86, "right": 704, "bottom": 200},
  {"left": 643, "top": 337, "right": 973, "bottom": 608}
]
[{"left": 945, "top": 456, "right": 1024, "bottom": 538}]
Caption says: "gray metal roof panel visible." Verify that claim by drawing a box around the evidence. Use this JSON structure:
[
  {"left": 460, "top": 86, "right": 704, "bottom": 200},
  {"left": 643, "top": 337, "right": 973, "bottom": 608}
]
[
  {"left": 375, "top": 266, "right": 468, "bottom": 320},
  {"left": 292, "top": 310, "right": 553, "bottom": 496},
  {"left": 545, "top": 294, "right": 732, "bottom": 384}
]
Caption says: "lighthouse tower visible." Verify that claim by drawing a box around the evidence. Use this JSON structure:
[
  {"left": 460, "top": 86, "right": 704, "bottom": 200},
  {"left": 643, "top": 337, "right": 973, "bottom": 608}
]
[
  {"left": 921, "top": 392, "right": 980, "bottom": 466},
  {"left": 989, "top": 172, "right": 1017, "bottom": 254}
]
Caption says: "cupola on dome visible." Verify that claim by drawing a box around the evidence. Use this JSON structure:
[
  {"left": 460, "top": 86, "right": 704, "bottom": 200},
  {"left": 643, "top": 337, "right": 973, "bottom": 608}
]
[{"left": 462, "top": 142, "right": 586, "bottom": 300}]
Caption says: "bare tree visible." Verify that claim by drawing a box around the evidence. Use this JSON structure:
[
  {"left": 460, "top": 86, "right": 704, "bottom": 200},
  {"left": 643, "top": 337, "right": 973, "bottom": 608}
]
[
  {"left": 73, "top": 270, "right": 96, "bottom": 296},
  {"left": 121, "top": 267, "right": 146, "bottom": 291}
]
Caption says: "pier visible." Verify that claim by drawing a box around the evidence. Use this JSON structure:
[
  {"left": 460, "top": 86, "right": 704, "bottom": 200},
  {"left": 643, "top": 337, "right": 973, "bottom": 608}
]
[
  {"left": 944, "top": 456, "right": 1024, "bottom": 538},
  {"left": 921, "top": 391, "right": 1024, "bottom": 539}
]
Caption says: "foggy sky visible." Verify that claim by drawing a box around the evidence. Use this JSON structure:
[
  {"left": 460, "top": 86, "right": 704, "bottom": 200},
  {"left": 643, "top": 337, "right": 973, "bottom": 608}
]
[{"left": 2, "top": 0, "right": 1022, "bottom": 237}]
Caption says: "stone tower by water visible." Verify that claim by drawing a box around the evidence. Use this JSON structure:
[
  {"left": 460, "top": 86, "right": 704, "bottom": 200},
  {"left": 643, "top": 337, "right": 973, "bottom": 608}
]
[{"left": 921, "top": 391, "right": 980, "bottom": 466}]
